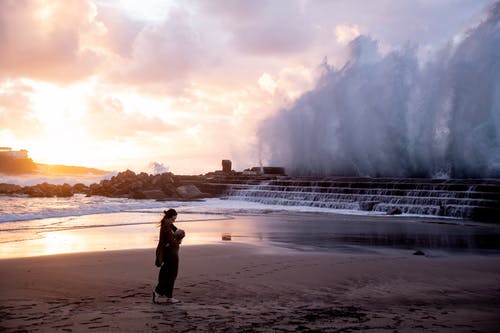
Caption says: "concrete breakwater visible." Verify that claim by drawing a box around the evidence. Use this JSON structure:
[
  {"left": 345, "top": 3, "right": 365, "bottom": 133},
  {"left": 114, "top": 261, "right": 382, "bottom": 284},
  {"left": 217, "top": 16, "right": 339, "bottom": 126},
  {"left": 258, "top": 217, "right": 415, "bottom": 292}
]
[
  {"left": 223, "top": 177, "right": 500, "bottom": 222},
  {"left": 1, "top": 169, "right": 499, "bottom": 222}
]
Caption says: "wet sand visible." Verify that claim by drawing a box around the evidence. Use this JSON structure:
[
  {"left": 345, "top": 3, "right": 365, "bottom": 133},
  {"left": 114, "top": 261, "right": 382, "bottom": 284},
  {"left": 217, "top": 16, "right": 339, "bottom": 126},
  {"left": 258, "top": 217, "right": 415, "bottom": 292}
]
[
  {"left": 1, "top": 242, "right": 500, "bottom": 332},
  {"left": 3, "top": 211, "right": 500, "bottom": 259}
]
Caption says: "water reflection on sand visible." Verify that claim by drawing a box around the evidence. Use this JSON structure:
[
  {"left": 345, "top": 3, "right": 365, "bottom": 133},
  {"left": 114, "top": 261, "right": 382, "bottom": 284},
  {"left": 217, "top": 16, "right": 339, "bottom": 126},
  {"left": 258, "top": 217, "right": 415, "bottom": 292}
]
[
  {"left": 1, "top": 211, "right": 499, "bottom": 259},
  {"left": 192, "top": 213, "right": 500, "bottom": 254}
]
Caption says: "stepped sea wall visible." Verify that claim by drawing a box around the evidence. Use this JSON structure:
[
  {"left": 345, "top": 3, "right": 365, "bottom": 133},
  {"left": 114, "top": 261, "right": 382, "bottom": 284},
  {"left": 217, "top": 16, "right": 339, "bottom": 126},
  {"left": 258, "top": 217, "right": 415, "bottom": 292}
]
[{"left": 224, "top": 177, "right": 500, "bottom": 222}]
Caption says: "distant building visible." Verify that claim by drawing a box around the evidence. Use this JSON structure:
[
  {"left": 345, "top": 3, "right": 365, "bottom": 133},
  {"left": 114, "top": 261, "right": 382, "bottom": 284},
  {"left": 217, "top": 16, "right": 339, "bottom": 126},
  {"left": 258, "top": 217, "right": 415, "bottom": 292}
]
[
  {"left": 0, "top": 147, "right": 29, "bottom": 159},
  {"left": 222, "top": 159, "right": 232, "bottom": 173}
]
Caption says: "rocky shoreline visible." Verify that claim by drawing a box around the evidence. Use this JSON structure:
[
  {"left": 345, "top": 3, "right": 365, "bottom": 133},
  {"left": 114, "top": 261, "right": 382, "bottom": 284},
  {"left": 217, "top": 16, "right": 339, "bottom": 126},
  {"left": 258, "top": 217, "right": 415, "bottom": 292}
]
[
  {"left": 0, "top": 169, "right": 278, "bottom": 200},
  {"left": 2, "top": 168, "right": 499, "bottom": 221}
]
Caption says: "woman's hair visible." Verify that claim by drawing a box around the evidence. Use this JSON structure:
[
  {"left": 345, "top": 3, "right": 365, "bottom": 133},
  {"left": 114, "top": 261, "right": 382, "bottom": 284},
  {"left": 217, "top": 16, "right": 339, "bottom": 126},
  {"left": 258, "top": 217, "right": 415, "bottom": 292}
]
[
  {"left": 159, "top": 208, "right": 177, "bottom": 227},
  {"left": 164, "top": 208, "right": 177, "bottom": 219}
]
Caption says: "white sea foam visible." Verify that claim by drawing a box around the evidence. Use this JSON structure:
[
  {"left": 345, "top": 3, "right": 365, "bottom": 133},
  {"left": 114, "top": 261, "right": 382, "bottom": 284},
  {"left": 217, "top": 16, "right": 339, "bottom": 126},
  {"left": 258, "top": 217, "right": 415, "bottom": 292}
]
[
  {"left": 0, "top": 194, "right": 167, "bottom": 223},
  {"left": 0, "top": 194, "right": 386, "bottom": 225},
  {"left": 177, "top": 198, "right": 386, "bottom": 217}
]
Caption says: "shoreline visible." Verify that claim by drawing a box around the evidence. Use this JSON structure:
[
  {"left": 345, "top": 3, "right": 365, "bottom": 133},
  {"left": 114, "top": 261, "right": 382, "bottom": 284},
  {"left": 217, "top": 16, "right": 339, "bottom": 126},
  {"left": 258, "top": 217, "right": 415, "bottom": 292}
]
[
  {"left": 1, "top": 243, "right": 500, "bottom": 332},
  {"left": 2, "top": 209, "right": 500, "bottom": 260}
]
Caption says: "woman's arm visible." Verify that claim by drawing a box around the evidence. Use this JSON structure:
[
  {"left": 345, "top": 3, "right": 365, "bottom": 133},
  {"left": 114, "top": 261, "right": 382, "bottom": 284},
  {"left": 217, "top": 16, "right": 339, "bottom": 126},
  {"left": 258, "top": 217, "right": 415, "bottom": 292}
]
[{"left": 162, "top": 225, "right": 181, "bottom": 247}]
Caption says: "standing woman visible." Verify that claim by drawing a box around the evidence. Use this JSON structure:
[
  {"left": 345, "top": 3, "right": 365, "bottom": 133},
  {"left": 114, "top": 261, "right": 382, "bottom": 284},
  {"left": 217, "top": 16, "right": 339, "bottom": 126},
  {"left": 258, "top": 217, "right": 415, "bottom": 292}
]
[{"left": 153, "top": 208, "right": 185, "bottom": 304}]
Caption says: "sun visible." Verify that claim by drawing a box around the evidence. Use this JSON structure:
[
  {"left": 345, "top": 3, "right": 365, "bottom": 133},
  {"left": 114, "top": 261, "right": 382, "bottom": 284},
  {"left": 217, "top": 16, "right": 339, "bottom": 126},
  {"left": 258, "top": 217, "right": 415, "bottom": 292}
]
[{"left": 27, "top": 82, "right": 95, "bottom": 167}]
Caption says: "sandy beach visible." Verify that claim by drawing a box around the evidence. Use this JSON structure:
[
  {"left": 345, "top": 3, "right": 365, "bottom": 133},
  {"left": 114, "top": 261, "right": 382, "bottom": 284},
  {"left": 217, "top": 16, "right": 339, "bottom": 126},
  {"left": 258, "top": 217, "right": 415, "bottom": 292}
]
[{"left": 1, "top": 242, "right": 499, "bottom": 332}]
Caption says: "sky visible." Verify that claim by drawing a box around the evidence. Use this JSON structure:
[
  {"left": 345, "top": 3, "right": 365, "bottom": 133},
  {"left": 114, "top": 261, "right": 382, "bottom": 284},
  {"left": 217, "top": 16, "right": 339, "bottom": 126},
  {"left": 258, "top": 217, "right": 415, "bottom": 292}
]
[{"left": 0, "top": 0, "right": 495, "bottom": 175}]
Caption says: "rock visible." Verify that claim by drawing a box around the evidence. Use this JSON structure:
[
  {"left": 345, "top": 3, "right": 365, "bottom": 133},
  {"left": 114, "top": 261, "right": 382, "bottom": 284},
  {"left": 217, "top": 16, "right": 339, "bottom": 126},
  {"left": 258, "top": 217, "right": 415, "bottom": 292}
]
[
  {"left": 130, "top": 181, "right": 144, "bottom": 190},
  {"left": 24, "top": 187, "right": 46, "bottom": 197},
  {"left": 161, "top": 184, "right": 178, "bottom": 197},
  {"left": 176, "top": 185, "right": 203, "bottom": 199},
  {"left": 56, "top": 183, "right": 73, "bottom": 197},
  {"left": 359, "top": 201, "right": 379, "bottom": 211},
  {"left": 116, "top": 169, "right": 136, "bottom": 180},
  {"left": 0, "top": 183, "right": 22, "bottom": 194},
  {"left": 387, "top": 207, "right": 402, "bottom": 215},
  {"left": 0, "top": 168, "right": 231, "bottom": 200},
  {"left": 413, "top": 250, "right": 425, "bottom": 256},
  {"left": 73, "top": 183, "right": 88, "bottom": 194},
  {"left": 129, "top": 190, "right": 146, "bottom": 199},
  {"left": 21, "top": 182, "right": 70, "bottom": 197},
  {"left": 110, "top": 187, "right": 130, "bottom": 197},
  {"left": 141, "top": 190, "right": 169, "bottom": 200},
  {"left": 152, "top": 173, "right": 174, "bottom": 187}
]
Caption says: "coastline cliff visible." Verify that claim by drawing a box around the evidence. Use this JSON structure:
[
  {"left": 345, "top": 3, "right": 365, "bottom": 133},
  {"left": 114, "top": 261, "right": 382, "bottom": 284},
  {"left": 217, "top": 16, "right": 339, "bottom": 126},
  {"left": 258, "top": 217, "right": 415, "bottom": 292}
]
[
  {"left": 0, "top": 147, "right": 107, "bottom": 175},
  {"left": 0, "top": 154, "right": 36, "bottom": 174}
]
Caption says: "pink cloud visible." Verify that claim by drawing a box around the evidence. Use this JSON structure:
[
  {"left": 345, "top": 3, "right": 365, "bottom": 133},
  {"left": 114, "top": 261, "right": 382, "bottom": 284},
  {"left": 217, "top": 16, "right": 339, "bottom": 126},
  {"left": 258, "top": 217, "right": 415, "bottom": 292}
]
[
  {"left": 84, "top": 96, "right": 179, "bottom": 140},
  {"left": 0, "top": 82, "right": 42, "bottom": 139},
  {"left": 95, "top": 5, "right": 143, "bottom": 58},
  {"left": 0, "top": 0, "right": 103, "bottom": 83},
  {"left": 199, "top": 0, "right": 314, "bottom": 55},
  {"left": 121, "top": 8, "right": 204, "bottom": 85}
]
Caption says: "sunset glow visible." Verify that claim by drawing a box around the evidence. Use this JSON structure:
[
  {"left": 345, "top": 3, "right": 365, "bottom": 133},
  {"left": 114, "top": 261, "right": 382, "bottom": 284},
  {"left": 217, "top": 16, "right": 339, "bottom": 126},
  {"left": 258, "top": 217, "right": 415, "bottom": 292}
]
[{"left": 0, "top": 0, "right": 494, "bottom": 174}]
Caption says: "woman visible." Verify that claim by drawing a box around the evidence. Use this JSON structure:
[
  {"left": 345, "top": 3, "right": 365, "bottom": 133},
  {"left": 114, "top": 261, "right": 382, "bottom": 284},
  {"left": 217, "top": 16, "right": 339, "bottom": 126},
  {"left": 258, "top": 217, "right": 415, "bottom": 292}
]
[{"left": 153, "top": 208, "right": 185, "bottom": 304}]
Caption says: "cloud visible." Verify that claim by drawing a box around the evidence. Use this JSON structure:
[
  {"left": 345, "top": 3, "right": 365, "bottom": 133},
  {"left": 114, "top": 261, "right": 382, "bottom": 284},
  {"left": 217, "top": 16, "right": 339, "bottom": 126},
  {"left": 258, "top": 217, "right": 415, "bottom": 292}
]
[
  {"left": 94, "top": 4, "right": 144, "bottom": 57},
  {"left": 1, "top": 0, "right": 497, "bottom": 174},
  {"left": 199, "top": 0, "right": 314, "bottom": 55},
  {"left": 335, "top": 24, "right": 361, "bottom": 45},
  {"left": 258, "top": 66, "right": 315, "bottom": 102},
  {"left": 258, "top": 73, "right": 278, "bottom": 95},
  {"left": 0, "top": 0, "right": 105, "bottom": 83},
  {"left": 84, "top": 96, "right": 179, "bottom": 140},
  {"left": 110, "top": 8, "right": 204, "bottom": 87},
  {"left": 0, "top": 82, "right": 42, "bottom": 139}
]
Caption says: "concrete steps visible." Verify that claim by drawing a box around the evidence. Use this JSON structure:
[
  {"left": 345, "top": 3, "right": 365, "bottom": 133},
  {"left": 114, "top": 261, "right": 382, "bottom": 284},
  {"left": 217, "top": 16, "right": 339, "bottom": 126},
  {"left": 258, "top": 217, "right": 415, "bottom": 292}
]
[{"left": 224, "top": 178, "right": 500, "bottom": 222}]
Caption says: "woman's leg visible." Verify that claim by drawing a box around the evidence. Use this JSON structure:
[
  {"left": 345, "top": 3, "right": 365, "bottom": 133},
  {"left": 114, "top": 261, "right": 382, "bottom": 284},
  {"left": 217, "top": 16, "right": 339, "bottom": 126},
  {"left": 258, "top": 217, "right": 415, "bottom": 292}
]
[
  {"left": 164, "top": 249, "right": 179, "bottom": 298},
  {"left": 155, "top": 263, "right": 169, "bottom": 295}
]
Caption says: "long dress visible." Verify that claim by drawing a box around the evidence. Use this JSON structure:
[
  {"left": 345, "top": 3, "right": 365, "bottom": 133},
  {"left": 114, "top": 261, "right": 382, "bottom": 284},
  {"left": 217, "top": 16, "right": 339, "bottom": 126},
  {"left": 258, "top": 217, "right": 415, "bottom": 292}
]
[{"left": 154, "top": 224, "right": 180, "bottom": 298}]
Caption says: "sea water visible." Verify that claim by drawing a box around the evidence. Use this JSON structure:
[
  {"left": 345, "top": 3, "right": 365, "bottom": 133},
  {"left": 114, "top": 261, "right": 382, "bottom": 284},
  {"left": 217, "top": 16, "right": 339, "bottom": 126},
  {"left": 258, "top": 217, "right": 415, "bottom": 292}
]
[
  {"left": 0, "top": 194, "right": 366, "bottom": 258},
  {"left": 1, "top": 194, "right": 500, "bottom": 259}
]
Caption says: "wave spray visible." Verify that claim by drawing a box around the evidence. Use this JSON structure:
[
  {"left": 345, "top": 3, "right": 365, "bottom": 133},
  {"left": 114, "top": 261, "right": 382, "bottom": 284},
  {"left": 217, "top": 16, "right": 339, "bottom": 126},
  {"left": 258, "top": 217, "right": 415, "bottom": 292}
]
[{"left": 259, "top": 3, "right": 500, "bottom": 178}]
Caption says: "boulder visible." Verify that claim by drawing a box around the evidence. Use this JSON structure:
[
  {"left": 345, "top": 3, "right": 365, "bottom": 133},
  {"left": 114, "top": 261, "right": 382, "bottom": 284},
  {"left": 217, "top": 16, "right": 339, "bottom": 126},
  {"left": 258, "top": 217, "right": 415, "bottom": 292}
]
[
  {"left": 56, "top": 183, "right": 73, "bottom": 197},
  {"left": 141, "top": 190, "right": 169, "bottom": 200},
  {"left": 129, "top": 190, "right": 146, "bottom": 199},
  {"left": 130, "top": 180, "right": 144, "bottom": 190},
  {"left": 73, "top": 183, "right": 88, "bottom": 194},
  {"left": 359, "top": 201, "right": 379, "bottom": 211},
  {"left": 176, "top": 185, "right": 203, "bottom": 199},
  {"left": 116, "top": 169, "right": 136, "bottom": 181},
  {"left": 0, "top": 183, "right": 22, "bottom": 194},
  {"left": 387, "top": 207, "right": 403, "bottom": 215}
]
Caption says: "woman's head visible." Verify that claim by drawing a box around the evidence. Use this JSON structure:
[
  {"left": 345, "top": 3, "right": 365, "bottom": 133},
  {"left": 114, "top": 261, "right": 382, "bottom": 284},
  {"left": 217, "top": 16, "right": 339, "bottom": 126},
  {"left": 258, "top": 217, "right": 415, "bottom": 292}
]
[
  {"left": 164, "top": 209, "right": 177, "bottom": 219},
  {"left": 160, "top": 208, "right": 177, "bottom": 227}
]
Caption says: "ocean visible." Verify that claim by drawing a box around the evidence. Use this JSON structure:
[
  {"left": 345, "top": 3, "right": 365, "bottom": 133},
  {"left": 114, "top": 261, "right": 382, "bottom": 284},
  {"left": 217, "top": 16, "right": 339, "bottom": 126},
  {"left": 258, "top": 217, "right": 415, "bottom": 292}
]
[
  {"left": 2, "top": 193, "right": 500, "bottom": 259},
  {"left": 0, "top": 193, "right": 382, "bottom": 258}
]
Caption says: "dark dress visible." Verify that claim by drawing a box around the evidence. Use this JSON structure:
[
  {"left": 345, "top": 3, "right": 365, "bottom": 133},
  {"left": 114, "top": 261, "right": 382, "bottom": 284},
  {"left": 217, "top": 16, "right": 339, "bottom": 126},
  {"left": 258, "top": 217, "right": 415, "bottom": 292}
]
[{"left": 154, "top": 223, "right": 180, "bottom": 298}]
